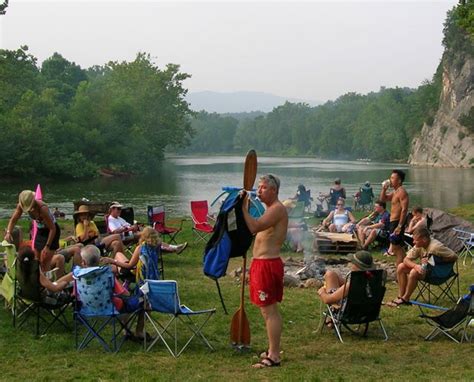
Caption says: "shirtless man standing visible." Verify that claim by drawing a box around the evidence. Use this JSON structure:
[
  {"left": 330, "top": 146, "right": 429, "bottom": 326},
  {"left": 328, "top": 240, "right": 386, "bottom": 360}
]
[
  {"left": 379, "top": 169, "right": 409, "bottom": 265},
  {"left": 242, "top": 174, "right": 288, "bottom": 368}
]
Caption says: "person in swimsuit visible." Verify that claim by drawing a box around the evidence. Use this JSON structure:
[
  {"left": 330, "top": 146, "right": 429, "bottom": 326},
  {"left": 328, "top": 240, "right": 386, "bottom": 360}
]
[
  {"left": 242, "top": 174, "right": 288, "bottom": 368},
  {"left": 322, "top": 198, "right": 356, "bottom": 233},
  {"left": 4, "top": 190, "right": 65, "bottom": 274},
  {"left": 379, "top": 170, "right": 409, "bottom": 266}
]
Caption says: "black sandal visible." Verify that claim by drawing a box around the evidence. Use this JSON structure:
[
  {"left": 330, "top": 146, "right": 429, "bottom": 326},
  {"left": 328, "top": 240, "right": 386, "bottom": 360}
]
[
  {"left": 388, "top": 297, "right": 411, "bottom": 307},
  {"left": 253, "top": 357, "right": 281, "bottom": 368}
]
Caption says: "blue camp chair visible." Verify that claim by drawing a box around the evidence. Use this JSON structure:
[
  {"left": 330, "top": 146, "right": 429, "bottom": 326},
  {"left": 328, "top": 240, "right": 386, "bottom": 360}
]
[
  {"left": 411, "top": 285, "right": 473, "bottom": 343},
  {"left": 141, "top": 280, "right": 216, "bottom": 357},
  {"left": 73, "top": 266, "right": 139, "bottom": 352},
  {"left": 414, "top": 257, "right": 460, "bottom": 305}
]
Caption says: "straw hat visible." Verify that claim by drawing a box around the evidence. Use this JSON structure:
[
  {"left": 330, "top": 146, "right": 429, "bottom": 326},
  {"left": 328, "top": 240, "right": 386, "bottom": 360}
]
[
  {"left": 73, "top": 205, "right": 91, "bottom": 217},
  {"left": 282, "top": 199, "right": 296, "bottom": 209},
  {"left": 18, "top": 190, "right": 35, "bottom": 212}
]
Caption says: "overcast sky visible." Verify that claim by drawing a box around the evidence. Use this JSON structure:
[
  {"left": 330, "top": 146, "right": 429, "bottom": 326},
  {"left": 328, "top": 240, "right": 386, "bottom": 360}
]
[{"left": 0, "top": 0, "right": 458, "bottom": 102}]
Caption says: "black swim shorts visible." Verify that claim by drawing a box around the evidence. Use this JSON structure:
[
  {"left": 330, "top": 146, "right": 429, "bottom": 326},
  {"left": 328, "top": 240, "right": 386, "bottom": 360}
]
[{"left": 389, "top": 220, "right": 405, "bottom": 246}]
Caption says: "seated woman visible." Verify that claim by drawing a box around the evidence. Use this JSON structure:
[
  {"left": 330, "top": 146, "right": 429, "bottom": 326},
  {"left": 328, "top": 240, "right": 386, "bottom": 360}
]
[
  {"left": 18, "top": 247, "right": 73, "bottom": 303},
  {"left": 74, "top": 205, "right": 124, "bottom": 256},
  {"left": 101, "top": 226, "right": 162, "bottom": 340},
  {"left": 317, "top": 251, "right": 374, "bottom": 326},
  {"left": 322, "top": 198, "right": 356, "bottom": 233}
]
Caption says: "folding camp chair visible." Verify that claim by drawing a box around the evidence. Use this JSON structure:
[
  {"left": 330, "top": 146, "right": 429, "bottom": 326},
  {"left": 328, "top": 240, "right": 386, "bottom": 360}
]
[
  {"left": 141, "top": 280, "right": 216, "bottom": 357},
  {"left": 356, "top": 186, "right": 374, "bottom": 211},
  {"left": 147, "top": 205, "right": 184, "bottom": 244},
  {"left": 73, "top": 266, "right": 140, "bottom": 352},
  {"left": 0, "top": 241, "right": 17, "bottom": 310},
  {"left": 414, "top": 257, "right": 460, "bottom": 305},
  {"left": 320, "top": 269, "right": 388, "bottom": 343},
  {"left": 453, "top": 228, "right": 474, "bottom": 266},
  {"left": 13, "top": 258, "right": 72, "bottom": 336},
  {"left": 411, "top": 285, "right": 473, "bottom": 343},
  {"left": 190, "top": 200, "right": 214, "bottom": 243}
]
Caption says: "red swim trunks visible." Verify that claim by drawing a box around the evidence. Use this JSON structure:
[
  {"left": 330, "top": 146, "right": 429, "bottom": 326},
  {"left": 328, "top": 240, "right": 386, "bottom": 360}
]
[{"left": 249, "top": 257, "right": 284, "bottom": 307}]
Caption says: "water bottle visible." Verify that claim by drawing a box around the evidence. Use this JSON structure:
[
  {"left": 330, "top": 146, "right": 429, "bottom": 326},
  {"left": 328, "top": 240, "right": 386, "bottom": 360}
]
[
  {"left": 421, "top": 263, "right": 428, "bottom": 272},
  {"left": 366, "top": 282, "right": 373, "bottom": 298}
]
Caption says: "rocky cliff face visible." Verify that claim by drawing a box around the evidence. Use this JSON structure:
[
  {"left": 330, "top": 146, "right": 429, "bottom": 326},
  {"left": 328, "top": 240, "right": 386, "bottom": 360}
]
[{"left": 409, "top": 55, "right": 474, "bottom": 167}]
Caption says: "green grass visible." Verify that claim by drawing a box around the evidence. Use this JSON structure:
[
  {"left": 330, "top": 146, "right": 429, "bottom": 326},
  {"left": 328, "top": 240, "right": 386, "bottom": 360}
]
[
  {"left": 449, "top": 204, "right": 474, "bottom": 224},
  {"left": 1, "top": 216, "right": 473, "bottom": 381}
]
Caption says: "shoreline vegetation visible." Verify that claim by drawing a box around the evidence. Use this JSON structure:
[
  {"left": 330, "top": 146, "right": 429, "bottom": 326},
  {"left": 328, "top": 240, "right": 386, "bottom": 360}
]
[{"left": 2, "top": 3, "right": 473, "bottom": 180}]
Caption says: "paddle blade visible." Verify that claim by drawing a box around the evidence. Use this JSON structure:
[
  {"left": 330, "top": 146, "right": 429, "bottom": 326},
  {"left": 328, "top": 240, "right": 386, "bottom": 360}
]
[
  {"left": 243, "top": 149, "right": 258, "bottom": 191},
  {"left": 230, "top": 307, "right": 251, "bottom": 346}
]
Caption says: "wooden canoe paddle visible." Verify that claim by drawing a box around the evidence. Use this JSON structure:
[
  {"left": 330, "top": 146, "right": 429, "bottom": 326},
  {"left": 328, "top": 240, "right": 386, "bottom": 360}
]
[{"left": 230, "top": 149, "right": 257, "bottom": 348}]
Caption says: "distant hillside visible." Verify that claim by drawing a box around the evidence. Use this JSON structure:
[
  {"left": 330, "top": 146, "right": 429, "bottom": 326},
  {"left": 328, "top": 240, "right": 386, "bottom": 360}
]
[{"left": 186, "top": 91, "right": 320, "bottom": 113}]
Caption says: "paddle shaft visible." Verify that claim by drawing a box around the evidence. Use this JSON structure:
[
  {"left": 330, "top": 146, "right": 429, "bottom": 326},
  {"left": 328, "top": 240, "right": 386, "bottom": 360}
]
[{"left": 238, "top": 254, "right": 247, "bottom": 340}]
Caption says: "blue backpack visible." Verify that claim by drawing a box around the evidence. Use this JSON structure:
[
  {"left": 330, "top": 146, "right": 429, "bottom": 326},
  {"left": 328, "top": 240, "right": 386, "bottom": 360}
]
[{"left": 203, "top": 189, "right": 264, "bottom": 312}]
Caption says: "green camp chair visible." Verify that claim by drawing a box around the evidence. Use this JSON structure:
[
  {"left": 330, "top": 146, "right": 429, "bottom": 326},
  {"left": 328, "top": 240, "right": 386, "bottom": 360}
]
[{"left": 0, "top": 240, "right": 17, "bottom": 310}]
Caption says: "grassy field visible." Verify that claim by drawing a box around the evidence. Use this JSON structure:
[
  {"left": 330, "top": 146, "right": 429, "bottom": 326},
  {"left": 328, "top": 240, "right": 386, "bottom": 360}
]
[{"left": 0, "top": 214, "right": 473, "bottom": 382}]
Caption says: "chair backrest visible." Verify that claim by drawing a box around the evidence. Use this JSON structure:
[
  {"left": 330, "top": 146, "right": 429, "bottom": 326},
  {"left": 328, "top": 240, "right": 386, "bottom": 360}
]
[
  {"left": 73, "top": 266, "right": 117, "bottom": 316},
  {"left": 297, "top": 189, "right": 312, "bottom": 207},
  {"left": 145, "top": 280, "right": 180, "bottom": 314},
  {"left": 120, "top": 207, "right": 135, "bottom": 225},
  {"left": 15, "top": 257, "right": 42, "bottom": 302},
  {"left": 147, "top": 205, "right": 165, "bottom": 228},
  {"left": 342, "top": 269, "right": 386, "bottom": 324},
  {"left": 359, "top": 187, "right": 374, "bottom": 204},
  {"left": 136, "top": 244, "right": 161, "bottom": 285},
  {"left": 426, "top": 257, "right": 456, "bottom": 283},
  {"left": 0, "top": 241, "right": 17, "bottom": 303},
  {"left": 191, "top": 200, "right": 210, "bottom": 225}
]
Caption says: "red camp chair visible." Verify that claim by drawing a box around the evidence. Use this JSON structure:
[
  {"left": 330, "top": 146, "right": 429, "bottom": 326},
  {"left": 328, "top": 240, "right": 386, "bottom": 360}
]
[
  {"left": 190, "top": 200, "right": 214, "bottom": 243},
  {"left": 147, "top": 205, "right": 184, "bottom": 244}
]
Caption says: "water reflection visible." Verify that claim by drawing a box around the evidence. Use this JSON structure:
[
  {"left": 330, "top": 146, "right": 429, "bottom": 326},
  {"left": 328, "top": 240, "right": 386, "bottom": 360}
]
[{"left": 0, "top": 156, "right": 472, "bottom": 218}]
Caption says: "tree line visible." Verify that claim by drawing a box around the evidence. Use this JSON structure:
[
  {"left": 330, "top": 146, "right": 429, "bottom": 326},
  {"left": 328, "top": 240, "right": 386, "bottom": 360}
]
[
  {"left": 0, "top": 48, "right": 193, "bottom": 178},
  {"left": 181, "top": 2, "right": 473, "bottom": 159}
]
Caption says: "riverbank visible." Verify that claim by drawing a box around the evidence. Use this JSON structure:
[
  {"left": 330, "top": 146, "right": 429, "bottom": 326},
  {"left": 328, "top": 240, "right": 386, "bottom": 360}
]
[{"left": 0, "top": 209, "right": 473, "bottom": 380}]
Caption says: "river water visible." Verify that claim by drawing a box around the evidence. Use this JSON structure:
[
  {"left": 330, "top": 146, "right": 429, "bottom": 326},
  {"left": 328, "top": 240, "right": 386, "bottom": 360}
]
[{"left": 0, "top": 156, "right": 473, "bottom": 218}]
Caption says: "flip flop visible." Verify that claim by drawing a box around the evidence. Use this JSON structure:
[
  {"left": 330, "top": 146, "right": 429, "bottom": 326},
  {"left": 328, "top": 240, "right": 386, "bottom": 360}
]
[
  {"left": 259, "top": 349, "right": 269, "bottom": 359},
  {"left": 252, "top": 357, "right": 281, "bottom": 369},
  {"left": 383, "top": 251, "right": 394, "bottom": 257},
  {"left": 387, "top": 297, "right": 411, "bottom": 308}
]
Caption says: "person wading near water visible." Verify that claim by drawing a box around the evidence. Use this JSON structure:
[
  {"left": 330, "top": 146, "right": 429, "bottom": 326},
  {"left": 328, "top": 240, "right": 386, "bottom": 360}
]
[
  {"left": 379, "top": 169, "right": 409, "bottom": 266},
  {"left": 241, "top": 174, "right": 288, "bottom": 368}
]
